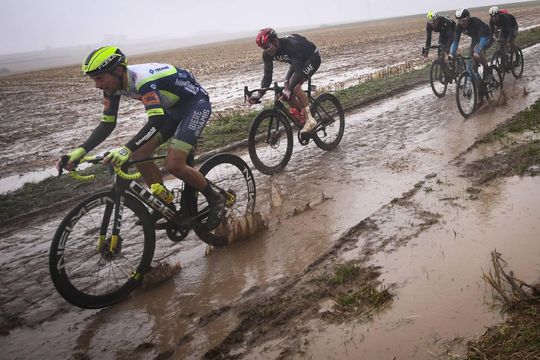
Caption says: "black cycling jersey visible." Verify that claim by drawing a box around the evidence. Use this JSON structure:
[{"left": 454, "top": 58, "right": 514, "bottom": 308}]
[
  {"left": 454, "top": 17, "right": 492, "bottom": 43},
  {"left": 261, "top": 34, "right": 319, "bottom": 90},
  {"left": 425, "top": 16, "right": 456, "bottom": 48},
  {"left": 490, "top": 13, "right": 518, "bottom": 39}
]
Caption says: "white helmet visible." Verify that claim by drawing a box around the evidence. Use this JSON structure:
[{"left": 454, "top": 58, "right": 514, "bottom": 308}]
[
  {"left": 489, "top": 6, "right": 500, "bottom": 16},
  {"left": 455, "top": 8, "right": 470, "bottom": 20},
  {"left": 427, "top": 10, "right": 439, "bottom": 23}
]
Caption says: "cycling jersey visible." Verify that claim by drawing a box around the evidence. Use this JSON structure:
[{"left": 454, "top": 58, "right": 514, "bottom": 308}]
[
  {"left": 425, "top": 16, "right": 456, "bottom": 49},
  {"left": 261, "top": 34, "right": 320, "bottom": 90},
  {"left": 80, "top": 63, "right": 211, "bottom": 154},
  {"left": 490, "top": 13, "right": 518, "bottom": 40},
  {"left": 450, "top": 17, "right": 492, "bottom": 55}
]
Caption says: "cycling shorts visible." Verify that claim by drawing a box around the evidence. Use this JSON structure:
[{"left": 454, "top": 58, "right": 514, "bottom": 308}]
[
  {"left": 471, "top": 35, "right": 493, "bottom": 55},
  {"left": 299, "top": 50, "right": 321, "bottom": 84},
  {"left": 157, "top": 93, "right": 212, "bottom": 153}
]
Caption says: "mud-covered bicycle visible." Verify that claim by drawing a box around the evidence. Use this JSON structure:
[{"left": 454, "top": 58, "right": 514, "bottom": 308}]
[
  {"left": 49, "top": 152, "right": 256, "bottom": 309},
  {"left": 490, "top": 39, "right": 524, "bottom": 81},
  {"left": 244, "top": 78, "right": 345, "bottom": 175},
  {"left": 455, "top": 56, "right": 503, "bottom": 118},
  {"left": 423, "top": 45, "right": 466, "bottom": 98}
]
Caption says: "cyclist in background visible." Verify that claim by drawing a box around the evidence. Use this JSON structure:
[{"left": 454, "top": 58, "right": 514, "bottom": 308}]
[
  {"left": 248, "top": 28, "right": 321, "bottom": 134},
  {"left": 449, "top": 8, "right": 493, "bottom": 80},
  {"left": 489, "top": 6, "right": 518, "bottom": 54},
  {"left": 422, "top": 11, "right": 456, "bottom": 58},
  {"left": 55, "top": 46, "right": 225, "bottom": 229}
]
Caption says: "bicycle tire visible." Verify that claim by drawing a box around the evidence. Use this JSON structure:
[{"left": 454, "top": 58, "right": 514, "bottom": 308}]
[
  {"left": 485, "top": 65, "right": 503, "bottom": 106},
  {"left": 248, "top": 108, "right": 293, "bottom": 175},
  {"left": 511, "top": 47, "right": 524, "bottom": 79},
  {"left": 193, "top": 153, "right": 257, "bottom": 247},
  {"left": 429, "top": 59, "right": 448, "bottom": 98},
  {"left": 49, "top": 191, "right": 155, "bottom": 309},
  {"left": 456, "top": 71, "right": 477, "bottom": 119},
  {"left": 490, "top": 50, "right": 506, "bottom": 81},
  {"left": 311, "top": 93, "right": 345, "bottom": 150}
]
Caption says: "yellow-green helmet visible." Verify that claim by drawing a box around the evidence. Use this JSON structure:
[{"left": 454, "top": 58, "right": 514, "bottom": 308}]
[
  {"left": 82, "top": 46, "right": 127, "bottom": 75},
  {"left": 427, "top": 10, "right": 439, "bottom": 23}
]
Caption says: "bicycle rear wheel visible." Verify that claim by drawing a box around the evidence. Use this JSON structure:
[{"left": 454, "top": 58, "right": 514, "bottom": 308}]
[
  {"left": 456, "top": 71, "right": 477, "bottom": 119},
  {"left": 429, "top": 59, "right": 448, "bottom": 98},
  {"left": 510, "top": 47, "right": 524, "bottom": 79},
  {"left": 490, "top": 50, "right": 506, "bottom": 81},
  {"left": 49, "top": 191, "right": 155, "bottom": 309},
  {"left": 485, "top": 65, "right": 503, "bottom": 106},
  {"left": 248, "top": 109, "right": 293, "bottom": 175},
  {"left": 311, "top": 93, "right": 345, "bottom": 150},
  {"left": 192, "top": 153, "right": 257, "bottom": 247}
]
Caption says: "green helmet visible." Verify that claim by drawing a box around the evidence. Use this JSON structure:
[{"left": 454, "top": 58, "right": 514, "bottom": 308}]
[
  {"left": 427, "top": 10, "right": 439, "bottom": 23},
  {"left": 82, "top": 46, "right": 127, "bottom": 75}
]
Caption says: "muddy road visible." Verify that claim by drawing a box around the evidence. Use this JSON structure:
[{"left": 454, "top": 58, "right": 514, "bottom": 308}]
[{"left": 1, "top": 36, "right": 539, "bottom": 359}]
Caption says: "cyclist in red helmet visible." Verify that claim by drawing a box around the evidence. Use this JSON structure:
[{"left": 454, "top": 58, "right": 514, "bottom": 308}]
[{"left": 249, "top": 28, "right": 321, "bottom": 134}]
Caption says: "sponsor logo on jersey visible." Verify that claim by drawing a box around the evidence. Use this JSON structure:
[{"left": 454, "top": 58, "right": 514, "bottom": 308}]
[
  {"left": 149, "top": 66, "right": 170, "bottom": 74},
  {"left": 142, "top": 91, "right": 161, "bottom": 106},
  {"left": 274, "top": 55, "right": 291, "bottom": 62}
]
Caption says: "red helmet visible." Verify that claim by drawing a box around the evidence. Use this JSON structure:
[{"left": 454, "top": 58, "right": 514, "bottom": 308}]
[{"left": 256, "top": 28, "right": 277, "bottom": 48}]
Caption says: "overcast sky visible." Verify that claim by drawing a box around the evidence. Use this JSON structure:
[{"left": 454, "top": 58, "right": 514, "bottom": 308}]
[{"left": 0, "top": 0, "right": 530, "bottom": 55}]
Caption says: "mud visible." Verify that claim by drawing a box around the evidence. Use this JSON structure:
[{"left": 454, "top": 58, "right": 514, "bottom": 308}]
[{"left": 1, "top": 6, "right": 540, "bottom": 360}]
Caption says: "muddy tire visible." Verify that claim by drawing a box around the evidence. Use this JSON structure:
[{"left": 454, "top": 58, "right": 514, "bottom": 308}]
[
  {"left": 193, "top": 153, "right": 256, "bottom": 247},
  {"left": 49, "top": 191, "right": 155, "bottom": 309},
  {"left": 429, "top": 59, "right": 448, "bottom": 98},
  {"left": 248, "top": 109, "right": 293, "bottom": 175},
  {"left": 311, "top": 93, "right": 345, "bottom": 150},
  {"left": 485, "top": 65, "right": 503, "bottom": 107},
  {"left": 510, "top": 47, "right": 524, "bottom": 79},
  {"left": 456, "top": 71, "right": 478, "bottom": 119}
]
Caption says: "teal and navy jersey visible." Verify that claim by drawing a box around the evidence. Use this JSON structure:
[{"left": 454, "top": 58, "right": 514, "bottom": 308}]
[
  {"left": 79, "top": 63, "right": 208, "bottom": 153},
  {"left": 102, "top": 63, "right": 207, "bottom": 124}
]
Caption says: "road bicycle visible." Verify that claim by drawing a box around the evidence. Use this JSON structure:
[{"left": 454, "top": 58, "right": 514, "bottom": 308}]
[
  {"left": 244, "top": 78, "right": 345, "bottom": 175},
  {"left": 455, "top": 56, "right": 503, "bottom": 118},
  {"left": 423, "top": 45, "right": 466, "bottom": 98},
  {"left": 490, "top": 39, "right": 524, "bottom": 81},
  {"left": 49, "top": 152, "right": 256, "bottom": 309}
]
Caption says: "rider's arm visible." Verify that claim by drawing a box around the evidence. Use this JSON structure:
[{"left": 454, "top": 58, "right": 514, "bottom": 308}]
[
  {"left": 79, "top": 94, "right": 120, "bottom": 152},
  {"left": 425, "top": 23, "right": 433, "bottom": 48},
  {"left": 449, "top": 26, "right": 462, "bottom": 55},
  {"left": 124, "top": 89, "right": 166, "bottom": 152},
  {"left": 260, "top": 52, "right": 274, "bottom": 91}
]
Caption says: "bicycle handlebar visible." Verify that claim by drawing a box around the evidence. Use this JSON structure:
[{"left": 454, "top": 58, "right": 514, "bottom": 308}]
[
  {"left": 244, "top": 82, "right": 284, "bottom": 103},
  {"left": 60, "top": 155, "right": 167, "bottom": 182}
]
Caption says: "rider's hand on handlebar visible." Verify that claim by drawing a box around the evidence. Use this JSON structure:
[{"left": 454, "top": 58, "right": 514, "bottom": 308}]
[
  {"left": 247, "top": 92, "right": 262, "bottom": 104},
  {"left": 56, "top": 147, "right": 86, "bottom": 172},
  {"left": 103, "top": 146, "right": 132, "bottom": 167},
  {"left": 473, "top": 52, "right": 480, "bottom": 61},
  {"left": 447, "top": 53, "right": 454, "bottom": 61}
]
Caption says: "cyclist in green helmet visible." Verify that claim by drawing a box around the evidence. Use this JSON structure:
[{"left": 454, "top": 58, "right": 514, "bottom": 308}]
[{"left": 56, "top": 46, "right": 225, "bottom": 229}]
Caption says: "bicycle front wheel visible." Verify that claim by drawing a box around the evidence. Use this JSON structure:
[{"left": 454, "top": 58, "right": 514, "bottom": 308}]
[
  {"left": 510, "top": 47, "right": 524, "bottom": 79},
  {"left": 192, "top": 153, "right": 257, "bottom": 247},
  {"left": 490, "top": 50, "right": 506, "bottom": 81},
  {"left": 456, "top": 71, "right": 477, "bottom": 119},
  {"left": 248, "top": 109, "right": 293, "bottom": 175},
  {"left": 311, "top": 93, "right": 345, "bottom": 150},
  {"left": 429, "top": 59, "right": 448, "bottom": 98},
  {"left": 49, "top": 191, "right": 155, "bottom": 309},
  {"left": 485, "top": 65, "right": 503, "bottom": 106}
]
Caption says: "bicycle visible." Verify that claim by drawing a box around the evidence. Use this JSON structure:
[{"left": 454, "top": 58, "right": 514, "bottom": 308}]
[
  {"left": 490, "top": 39, "right": 524, "bottom": 81},
  {"left": 244, "top": 78, "right": 345, "bottom": 175},
  {"left": 455, "top": 56, "right": 503, "bottom": 118},
  {"left": 49, "top": 152, "right": 256, "bottom": 309},
  {"left": 423, "top": 45, "right": 466, "bottom": 98}
]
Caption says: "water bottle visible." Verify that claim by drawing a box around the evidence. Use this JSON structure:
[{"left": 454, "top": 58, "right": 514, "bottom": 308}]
[{"left": 150, "top": 183, "right": 174, "bottom": 204}]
